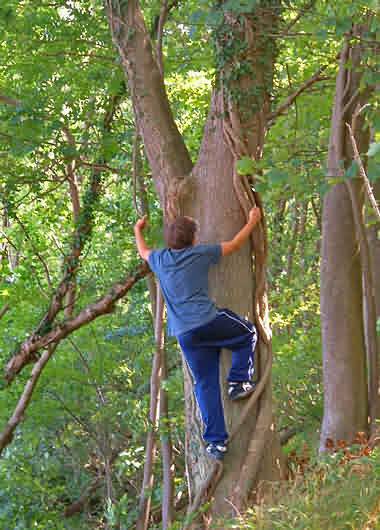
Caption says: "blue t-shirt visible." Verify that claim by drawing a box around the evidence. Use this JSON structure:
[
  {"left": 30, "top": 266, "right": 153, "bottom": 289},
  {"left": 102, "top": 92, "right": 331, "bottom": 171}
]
[{"left": 148, "top": 244, "right": 222, "bottom": 337}]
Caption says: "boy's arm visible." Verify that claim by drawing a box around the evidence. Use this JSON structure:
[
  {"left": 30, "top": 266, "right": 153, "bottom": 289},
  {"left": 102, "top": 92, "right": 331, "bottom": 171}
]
[
  {"left": 134, "top": 216, "right": 152, "bottom": 261},
  {"left": 221, "top": 207, "right": 262, "bottom": 257}
]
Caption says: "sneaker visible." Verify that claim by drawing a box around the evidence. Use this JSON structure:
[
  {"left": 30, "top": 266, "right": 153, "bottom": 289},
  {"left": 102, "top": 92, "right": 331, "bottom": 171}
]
[
  {"left": 228, "top": 381, "right": 256, "bottom": 401},
  {"left": 205, "top": 442, "right": 227, "bottom": 461}
]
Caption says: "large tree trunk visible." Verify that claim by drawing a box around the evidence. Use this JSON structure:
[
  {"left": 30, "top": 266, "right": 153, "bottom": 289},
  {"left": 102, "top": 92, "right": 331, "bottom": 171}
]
[
  {"left": 320, "top": 29, "right": 373, "bottom": 449},
  {"left": 320, "top": 184, "right": 368, "bottom": 445},
  {"left": 182, "top": 4, "right": 285, "bottom": 516},
  {"left": 107, "top": 1, "right": 284, "bottom": 522},
  {"left": 185, "top": 90, "right": 283, "bottom": 517}
]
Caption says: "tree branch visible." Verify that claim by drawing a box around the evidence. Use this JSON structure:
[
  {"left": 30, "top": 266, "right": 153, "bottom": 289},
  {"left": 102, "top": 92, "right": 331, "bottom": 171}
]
[
  {"left": 269, "top": 68, "right": 330, "bottom": 125},
  {"left": 0, "top": 304, "right": 10, "bottom": 321},
  {"left": 106, "top": 0, "right": 192, "bottom": 192},
  {"left": 64, "top": 477, "right": 103, "bottom": 518},
  {"left": 62, "top": 126, "right": 81, "bottom": 317},
  {"left": 62, "top": 126, "right": 81, "bottom": 223},
  {"left": 0, "top": 94, "right": 21, "bottom": 107},
  {"left": 156, "top": 0, "right": 169, "bottom": 76},
  {"left": 4, "top": 262, "right": 149, "bottom": 384},
  {"left": 16, "top": 94, "right": 122, "bottom": 354},
  {"left": 0, "top": 344, "right": 58, "bottom": 454}
]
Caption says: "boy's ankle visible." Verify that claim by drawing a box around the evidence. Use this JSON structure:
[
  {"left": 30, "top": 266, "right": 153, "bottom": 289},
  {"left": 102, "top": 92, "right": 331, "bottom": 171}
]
[
  {"left": 228, "top": 380, "right": 256, "bottom": 401},
  {"left": 205, "top": 442, "right": 227, "bottom": 461}
]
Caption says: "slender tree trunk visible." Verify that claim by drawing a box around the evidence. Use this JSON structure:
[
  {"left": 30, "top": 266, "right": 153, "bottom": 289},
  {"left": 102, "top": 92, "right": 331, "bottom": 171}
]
[
  {"left": 320, "top": 28, "right": 373, "bottom": 449},
  {"left": 367, "top": 180, "right": 380, "bottom": 352},
  {"left": 299, "top": 201, "right": 308, "bottom": 273}
]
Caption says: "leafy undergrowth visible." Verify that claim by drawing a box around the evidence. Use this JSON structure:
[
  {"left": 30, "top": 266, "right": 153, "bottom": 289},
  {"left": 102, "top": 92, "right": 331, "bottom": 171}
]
[{"left": 222, "top": 435, "right": 380, "bottom": 530}]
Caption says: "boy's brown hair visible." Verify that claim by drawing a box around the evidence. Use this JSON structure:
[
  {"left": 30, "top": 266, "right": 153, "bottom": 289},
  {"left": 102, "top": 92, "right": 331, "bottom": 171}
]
[{"left": 165, "top": 216, "right": 198, "bottom": 249}]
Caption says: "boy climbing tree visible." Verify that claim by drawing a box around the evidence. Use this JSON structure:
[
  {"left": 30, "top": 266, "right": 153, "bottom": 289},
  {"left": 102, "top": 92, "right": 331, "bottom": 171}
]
[{"left": 134, "top": 207, "right": 261, "bottom": 460}]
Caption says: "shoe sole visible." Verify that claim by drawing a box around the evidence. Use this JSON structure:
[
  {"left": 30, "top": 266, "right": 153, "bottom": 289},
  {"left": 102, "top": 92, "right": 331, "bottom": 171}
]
[{"left": 230, "top": 387, "right": 256, "bottom": 401}]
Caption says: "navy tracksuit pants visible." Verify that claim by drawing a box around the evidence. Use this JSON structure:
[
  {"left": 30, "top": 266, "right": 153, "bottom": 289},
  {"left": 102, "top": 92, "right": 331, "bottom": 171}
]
[{"left": 178, "top": 308, "right": 257, "bottom": 445}]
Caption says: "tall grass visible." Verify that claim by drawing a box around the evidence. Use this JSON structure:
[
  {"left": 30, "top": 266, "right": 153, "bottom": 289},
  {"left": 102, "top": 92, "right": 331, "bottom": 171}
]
[{"left": 220, "top": 446, "right": 380, "bottom": 530}]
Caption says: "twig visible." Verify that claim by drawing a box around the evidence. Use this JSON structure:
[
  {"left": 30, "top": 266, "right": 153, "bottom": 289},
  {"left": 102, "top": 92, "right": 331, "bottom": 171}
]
[
  {"left": 0, "top": 230, "right": 18, "bottom": 252},
  {"left": 136, "top": 288, "right": 165, "bottom": 530},
  {"left": 13, "top": 213, "right": 53, "bottom": 290},
  {"left": 68, "top": 337, "right": 107, "bottom": 405},
  {"left": 0, "top": 94, "right": 22, "bottom": 106},
  {"left": 0, "top": 304, "right": 10, "bottom": 320},
  {"left": 46, "top": 389, "right": 99, "bottom": 445},
  {"left": 64, "top": 477, "right": 103, "bottom": 517},
  {"left": 342, "top": 87, "right": 360, "bottom": 118},
  {"left": 78, "top": 159, "right": 123, "bottom": 174},
  {"left": 269, "top": 67, "right": 330, "bottom": 124},
  {"left": 131, "top": 126, "right": 173, "bottom": 527},
  {"left": 286, "top": 63, "right": 298, "bottom": 143},
  {"left": 283, "top": 0, "right": 316, "bottom": 33},
  {"left": 346, "top": 178, "right": 379, "bottom": 434},
  {"left": 346, "top": 107, "right": 380, "bottom": 222}
]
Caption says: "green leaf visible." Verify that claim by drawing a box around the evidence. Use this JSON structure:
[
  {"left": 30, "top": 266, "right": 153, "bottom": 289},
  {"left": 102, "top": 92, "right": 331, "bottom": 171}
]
[
  {"left": 367, "top": 161, "right": 380, "bottom": 182},
  {"left": 236, "top": 156, "right": 255, "bottom": 176},
  {"left": 345, "top": 161, "right": 358, "bottom": 179},
  {"left": 367, "top": 143, "right": 380, "bottom": 158},
  {"left": 61, "top": 145, "right": 78, "bottom": 159},
  {"left": 267, "top": 168, "right": 289, "bottom": 185}
]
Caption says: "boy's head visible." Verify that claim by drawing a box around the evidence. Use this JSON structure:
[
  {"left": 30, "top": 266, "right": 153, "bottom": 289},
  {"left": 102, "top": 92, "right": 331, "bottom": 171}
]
[{"left": 165, "top": 216, "right": 198, "bottom": 249}]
